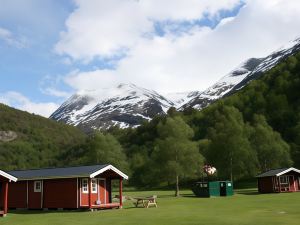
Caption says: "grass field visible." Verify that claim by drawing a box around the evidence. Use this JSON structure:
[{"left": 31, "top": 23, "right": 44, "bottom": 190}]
[{"left": 1, "top": 189, "right": 300, "bottom": 225}]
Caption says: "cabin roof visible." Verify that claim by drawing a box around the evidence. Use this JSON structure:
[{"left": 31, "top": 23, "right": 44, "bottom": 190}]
[
  {"left": 0, "top": 170, "right": 17, "bottom": 182},
  {"left": 256, "top": 167, "right": 300, "bottom": 178},
  {"left": 7, "top": 164, "right": 128, "bottom": 181}
]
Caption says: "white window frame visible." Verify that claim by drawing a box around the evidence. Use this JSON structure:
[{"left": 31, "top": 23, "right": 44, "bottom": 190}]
[
  {"left": 91, "top": 178, "right": 98, "bottom": 194},
  {"left": 34, "top": 181, "right": 42, "bottom": 192},
  {"left": 82, "top": 178, "right": 88, "bottom": 194},
  {"left": 280, "top": 176, "right": 289, "bottom": 184}
]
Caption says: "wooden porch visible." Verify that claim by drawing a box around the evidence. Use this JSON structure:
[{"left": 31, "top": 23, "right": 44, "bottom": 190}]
[
  {"left": 84, "top": 176, "right": 124, "bottom": 210},
  {"left": 272, "top": 175, "right": 300, "bottom": 193},
  {"left": 92, "top": 202, "right": 120, "bottom": 209},
  {"left": 81, "top": 203, "right": 121, "bottom": 210}
]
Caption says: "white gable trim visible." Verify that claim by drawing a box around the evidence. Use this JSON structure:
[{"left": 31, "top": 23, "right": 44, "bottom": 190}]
[
  {"left": 276, "top": 167, "right": 300, "bottom": 176},
  {"left": 90, "top": 165, "right": 128, "bottom": 180},
  {"left": 0, "top": 170, "right": 17, "bottom": 182}
]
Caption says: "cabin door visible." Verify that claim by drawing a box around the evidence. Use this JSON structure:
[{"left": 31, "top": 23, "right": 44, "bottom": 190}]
[
  {"left": 98, "top": 179, "right": 106, "bottom": 204},
  {"left": 220, "top": 182, "right": 226, "bottom": 196}
]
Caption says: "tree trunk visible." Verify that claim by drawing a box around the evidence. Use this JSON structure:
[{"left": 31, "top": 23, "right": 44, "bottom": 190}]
[
  {"left": 175, "top": 175, "right": 180, "bottom": 197},
  {"left": 230, "top": 156, "right": 233, "bottom": 182}
]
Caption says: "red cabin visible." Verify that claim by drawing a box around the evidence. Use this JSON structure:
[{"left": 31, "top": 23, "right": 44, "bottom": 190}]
[
  {"left": 257, "top": 167, "right": 300, "bottom": 193},
  {"left": 0, "top": 170, "right": 17, "bottom": 217},
  {"left": 5, "top": 164, "right": 128, "bottom": 210}
]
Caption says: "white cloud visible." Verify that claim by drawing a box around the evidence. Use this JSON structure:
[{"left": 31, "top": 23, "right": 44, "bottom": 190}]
[
  {"left": 0, "top": 27, "right": 27, "bottom": 48},
  {"left": 55, "top": 0, "right": 153, "bottom": 62},
  {"left": 55, "top": 0, "right": 241, "bottom": 62},
  {"left": 0, "top": 92, "right": 59, "bottom": 117},
  {"left": 41, "top": 88, "right": 71, "bottom": 98},
  {"left": 138, "top": 0, "right": 242, "bottom": 21},
  {"left": 59, "top": 0, "right": 300, "bottom": 94},
  {"left": 39, "top": 75, "right": 71, "bottom": 98}
]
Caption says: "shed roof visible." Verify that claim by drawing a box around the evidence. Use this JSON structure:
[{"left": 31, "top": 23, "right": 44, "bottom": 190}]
[
  {"left": 8, "top": 164, "right": 128, "bottom": 181},
  {"left": 256, "top": 167, "right": 300, "bottom": 178}
]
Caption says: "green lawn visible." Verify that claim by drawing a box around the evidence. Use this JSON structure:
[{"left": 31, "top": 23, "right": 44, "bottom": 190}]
[{"left": 2, "top": 189, "right": 300, "bottom": 225}]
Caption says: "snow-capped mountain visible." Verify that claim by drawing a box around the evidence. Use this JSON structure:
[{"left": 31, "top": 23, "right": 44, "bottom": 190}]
[
  {"left": 50, "top": 83, "right": 174, "bottom": 132},
  {"left": 181, "top": 38, "right": 300, "bottom": 110},
  {"left": 180, "top": 57, "right": 264, "bottom": 109},
  {"left": 165, "top": 91, "right": 200, "bottom": 108},
  {"left": 50, "top": 38, "right": 300, "bottom": 131}
]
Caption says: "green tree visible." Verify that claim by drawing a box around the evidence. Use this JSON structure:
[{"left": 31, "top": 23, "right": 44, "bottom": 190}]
[
  {"left": 291, "top": 121, "right": 300, "bottom": 167},
  {"left": 152, "top": 116, "right": 203, "bottom": 197},
  {"left": 249, "top": 115, "right": 292, "bottom": 172},
  {"left": 206, "top": 105, "right": 258, "bottom": 181},
  {"left": 85, "top": 132, "right": 129, "bottom": 173}
]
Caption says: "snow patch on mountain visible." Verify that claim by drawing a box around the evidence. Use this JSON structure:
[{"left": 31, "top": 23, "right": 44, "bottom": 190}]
[
  {"left": 165, "top": 91, "right": 199, "bottom": 108},
  {"left": 50, "top": 83, "right": 174, "bottom": 132}
]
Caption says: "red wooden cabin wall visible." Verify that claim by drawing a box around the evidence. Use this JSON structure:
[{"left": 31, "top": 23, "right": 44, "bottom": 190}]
[
  {"left": 43, "top": 178, "right": 77, "bottom": 209},
  {"left": 258, "top": 177, "right": 273, "bottom": 193},
  {"left": 6, "top": 176, "right": 116, "bottom": 209},
  {"left": 8, "top": 181, "right": 27, "bottom": 208},
  {"left": 79, "top": 178, "right": 110, "bottom": 207},
  {"left": 28, "top": 181, "right": 42, "bottom": 209}
]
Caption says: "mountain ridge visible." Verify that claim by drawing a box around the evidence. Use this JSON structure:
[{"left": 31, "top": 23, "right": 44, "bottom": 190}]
[
  {"left": 50, "top": 38, "right": 300, "bottom": 132},
  {"left": 50, "top": 83, "right": 174, "bottom": 132}
]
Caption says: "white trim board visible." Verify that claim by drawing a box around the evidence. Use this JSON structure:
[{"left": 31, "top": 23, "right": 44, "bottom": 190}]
[
  {"left": 277, "top": 167, "right": 300, "bottom": 176},
  {"left": 90, "top": 165, "right": 128, "bottom": 180},
  {"left": 0, "top": 170, "right": 17, "bottom": 182}
]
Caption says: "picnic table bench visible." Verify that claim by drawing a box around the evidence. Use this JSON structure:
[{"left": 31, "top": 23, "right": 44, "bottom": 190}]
[{"left": 130, "top": 195, "right": 158, "bottom": 208}]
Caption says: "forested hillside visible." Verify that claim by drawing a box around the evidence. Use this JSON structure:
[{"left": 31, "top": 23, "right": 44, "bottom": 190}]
[
  {"left": 103, "top": 51, "right": 300, "bottom": 187},
  {"left": 0, "top": 104, "right": 86, "bottom": 170},
  {"left": 2, "top": 51, "right": 300, "bottom": 193},
  {"left": 212, "top": 52, "right": 300, "bottom": 167}
]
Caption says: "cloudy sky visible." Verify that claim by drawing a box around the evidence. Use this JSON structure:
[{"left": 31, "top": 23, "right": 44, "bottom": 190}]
[{"left": 1, "top": 0, "right": 300, "bottom": 117}]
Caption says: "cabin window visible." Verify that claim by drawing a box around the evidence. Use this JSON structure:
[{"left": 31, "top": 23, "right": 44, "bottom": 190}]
[
  {"left": 280, "top": 176, "right": 289, "bottom": 184},
  {"left": 82, "top": 179, "right": 88, "bottom": 193},
  {"left": 34, "top": 181, "right": 42, "bottom": 192},
  {"left": 91, "top": 179, "right": 98, "bottom": 193}
]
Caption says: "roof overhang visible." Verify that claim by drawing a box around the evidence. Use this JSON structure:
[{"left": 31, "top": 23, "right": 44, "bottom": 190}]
[
  {"left": 276, "top": 167, "right": 300, "bottom": 176},
  {"left": 90, "top": 165, "right": 128, "bottom": 180},
  {"left": 0, "top": 170, "right": 18, "bottom": 182}
]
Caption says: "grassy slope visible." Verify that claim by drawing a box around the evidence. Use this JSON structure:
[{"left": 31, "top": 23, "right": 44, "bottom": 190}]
[
  {"left": 2, "top": 189, "right": 300, "bottom": 225},
  {"left": 0, "top": 103, "right": 86, "bottom": 170}
]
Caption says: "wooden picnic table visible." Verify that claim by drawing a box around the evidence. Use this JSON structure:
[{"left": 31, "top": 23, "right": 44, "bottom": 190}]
[{"left": 131, "top": 195, "right": 157, "bottom": 208}]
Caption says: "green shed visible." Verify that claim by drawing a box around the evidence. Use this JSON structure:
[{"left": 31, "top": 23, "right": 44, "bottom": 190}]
[{"left": 192, "top": 181, "right": 233, "bottom": 197}]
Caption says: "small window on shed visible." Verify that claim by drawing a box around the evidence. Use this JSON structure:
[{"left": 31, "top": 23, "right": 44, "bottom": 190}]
[
  {"left": 34, "top": 181, "right": 42, "bottom": 192},
  {"left": 91, "top": 179, "right": 97, "bottom": 193},
  {"left": 82, "top": 179, "right": 88, "bottom": 193}
]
